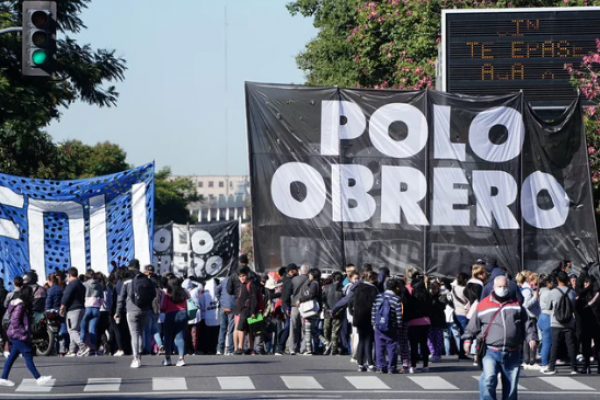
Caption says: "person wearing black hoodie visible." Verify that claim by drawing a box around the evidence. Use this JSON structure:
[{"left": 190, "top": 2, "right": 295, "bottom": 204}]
[
  {"left": 575, "top": 275, "right": 600, "bottom": 374},
  {"left": 275, "top": 264, "right": 298, "bottom": 355},
  {"left": 350, "top": 271, "right": 379, "bottom": 371},
  {"left": 320, "top": 272, "right": 344, "bottom": 355},
  {"left": 404, "top": 275, "right": 432, "bottom": 372}
]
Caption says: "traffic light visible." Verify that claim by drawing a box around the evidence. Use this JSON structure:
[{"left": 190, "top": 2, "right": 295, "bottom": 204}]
[{"left": 22, "top": 1, "right": 57, "bottom": 77}]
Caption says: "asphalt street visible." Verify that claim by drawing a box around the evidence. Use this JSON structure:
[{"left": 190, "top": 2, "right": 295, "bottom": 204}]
[{"left": 0, "top": 355, "right": 597, "bottom": 400}]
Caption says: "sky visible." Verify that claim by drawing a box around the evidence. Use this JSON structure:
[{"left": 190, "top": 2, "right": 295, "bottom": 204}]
[{"left": 48, "top": 0, "right": 317, "bottom": 176}]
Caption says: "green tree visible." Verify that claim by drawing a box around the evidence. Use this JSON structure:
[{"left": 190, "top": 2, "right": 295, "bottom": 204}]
[
  {"left": 0, "top": 0, "right": 126, "bottom": 130},
  {"left": 154, "top": 167, "right": 202, "bottom": 225},
  {"left": 0, "top": 122, "right": 58, "bottom": 177},
  {"left": 55, "top": 139, "right": 129, "bottom": 179}
]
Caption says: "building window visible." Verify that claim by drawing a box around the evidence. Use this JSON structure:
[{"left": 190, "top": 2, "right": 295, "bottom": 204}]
[
  {"left": 230, "top": 181, "right": 233, "bottom": 188},
  {"left": 208, "top": 181, "right": 214, "bottom": 188},
  {"left": 198, "top": 182, "right": 203, "bottom": 188},
  {"left": 219, "top": 181, "right": 224, "bottom": 188},
  {"left": 209, "top": 194, "right": 214, "bottom": 199}
]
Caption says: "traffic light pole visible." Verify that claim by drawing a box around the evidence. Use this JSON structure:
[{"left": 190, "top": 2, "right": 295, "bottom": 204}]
[{"left": 0, "top": 27, "right": 22, "bottom": 35}]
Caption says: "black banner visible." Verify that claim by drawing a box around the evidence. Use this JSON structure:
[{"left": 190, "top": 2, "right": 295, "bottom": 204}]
[
  {"left": 152, "top": 220, "right": 239, "bottom": 278},
  {"left": 246, "top": 83, "right": 598, "bottom": 275}
]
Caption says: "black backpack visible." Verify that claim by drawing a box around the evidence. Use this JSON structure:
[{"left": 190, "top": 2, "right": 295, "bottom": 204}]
[
  {"left": 554, "top": 287, "right": 573, "bottom": 324},
  {"left": 132, "top": 275, "right": 155, "bottom": 310}
]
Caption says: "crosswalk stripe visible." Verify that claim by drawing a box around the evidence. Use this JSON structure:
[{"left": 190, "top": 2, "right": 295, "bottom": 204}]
[
  {"left": 408, "top": 376, "right": 458, "bottom": 390},
  {"left": 84, "top": 378, "right": 121, "bottom": 392},
  {"left": 152, "top": 377, "right": 187, "bottom": 391},
  {"left": 281, "top": 376, "right": 323, "bottom": 389},
  {"left": 217, "top": 376, "right": 255, "bottom": 390},
  {"left": 345, "top": 376, "right": 390, "bottom": 389},
  {"left": 539, "top": 377, "right": 595, "bottom": 391},
  {"left": 472, "top": 375, "right": 527, "bottom": 390},
  {"left": 15, "top": 379, "right": 55, "bottom": 393}
]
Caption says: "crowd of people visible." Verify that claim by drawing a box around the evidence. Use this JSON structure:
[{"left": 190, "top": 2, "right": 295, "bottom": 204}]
[{"left": 0, "top": 255, "right": 597, "bottom": 399}]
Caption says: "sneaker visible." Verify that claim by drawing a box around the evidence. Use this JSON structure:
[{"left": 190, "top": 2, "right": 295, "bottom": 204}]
[
  {"left": 529, "top": 364, "right": 541, "bottom": 371},
  {"left": 378, "top": 367, "right": 388, "bottom": 374},
  {"left": 0, "top": 379, "right": 15, "bottom": 387},
  {"left": 2, "top": 352, "right": 8, "bottom": 358},
  {"left": 556, "top": 359, "right": 566, "bottom": 366},
  {"left": 162, "top": 359, "right": 172, "bottom": 366},
  {"left": 275, "top": 352, "right": 283, "bottom": 356},
  {"left": 542, "top": 368, "right": 556, "bottom": 375},
  {"left": 216, "top": 351, "right": 223, "bottom": 355},
  {"left": 290, "top": 351, "right": 297, "bottom": 356},
  {"left": 225, "top": 352, "right": 233, "bottom": 356},
  {"left": 301, "top": 351, "right": 313, "bottom": 356},
  {"left": 409, "top": 367, "right": 416, "bottom": 374},
  {"left": 113, "top": 350, "right": 125, "bottom": 357},
  {"left": 130, "top": 358, "right": 141, "bottom": 369},
  {"left": 65, "top": 351, "right": 77, "bottom": 357},
  {"left": 350, "top": 358, "right": 357, "bottom": 363},
  {"left": 473, "top": 361, "right": 479, "bottom": 366},
  {"left": 233, "top": 350, "right": 243, "bottom": 355},
  {"left": 358, "top": 365, "right": 367, "bottom": 372},
  {"left": 77, "top": 345, "right": 90, "bottom": 357},
  {"left": 176, "top": 359, "right": 186, "bottom": 367},
  {"left": 576, "top": 354, "right": 585, "bottom": 363},
  {"left": 570, "top": 369, "right": 578, "bottom": 375},
  {"left": 368, "top": 365, "right": 376, "bottom": 372},
  {"left": 429, "top": 355, "right": 442, "bottom": 363},
  {"left": 36, "top": 376, "right": 52, "bottom": 386},
  {"left": 158, "top": 346, "right": 165, "bottom": 355},
  {"left": 539, "top": 366, "right": 549, "bottom": 373}
]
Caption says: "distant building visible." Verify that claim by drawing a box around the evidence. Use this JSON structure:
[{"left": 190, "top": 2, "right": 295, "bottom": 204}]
[{"left": 180, "top": 175, "right": 251, "bottom": 223}]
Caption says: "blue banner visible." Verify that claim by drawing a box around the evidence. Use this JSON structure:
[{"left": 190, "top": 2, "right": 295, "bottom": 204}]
[{"left": 0, "top": 163, "right": 155, "bottom": 288}]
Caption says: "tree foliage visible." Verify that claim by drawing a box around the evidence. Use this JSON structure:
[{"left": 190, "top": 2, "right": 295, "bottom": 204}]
[
  {"left": 0, "top": 0, "right": 126, "bottom": 129},
  {"left": 154, "top": 167, "right": 201, "bottom": 225}
]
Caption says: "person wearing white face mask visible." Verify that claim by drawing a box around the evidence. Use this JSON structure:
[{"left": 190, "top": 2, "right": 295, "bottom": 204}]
[{"left": 462, "top": 276, "right": 537, "bottom": 400}]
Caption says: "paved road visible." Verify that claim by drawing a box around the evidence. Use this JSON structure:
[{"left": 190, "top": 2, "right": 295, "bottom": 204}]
[{"left": 0, "top": 355, "right": 598, "bottom": 399}]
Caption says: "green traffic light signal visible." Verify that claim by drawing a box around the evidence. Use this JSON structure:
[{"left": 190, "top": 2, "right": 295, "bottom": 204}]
[{"left": 32, "top": 50, "right": 47, "bottom": 66}]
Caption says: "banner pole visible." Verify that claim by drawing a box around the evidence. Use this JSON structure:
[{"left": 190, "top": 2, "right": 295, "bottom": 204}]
[{"left": 519, "top": 90, "right": 525, "bottom": 273}]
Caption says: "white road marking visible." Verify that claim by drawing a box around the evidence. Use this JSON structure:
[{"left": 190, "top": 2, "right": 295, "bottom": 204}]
[
  {"left": 217, "top": 376, "right": 255, "bottom": 390},
  {"left": 281, "top": 376, "right": 323, "bottom": 389},
  {"left": 408, "top": 376, "right": 458, "bottom": 390},
  {"left": 539, "top": 377, "right": 595, "bottom": 391},
  {"left": 152, "top": 377, "right": 187, "bottom": 391},
  {"left": 15, "top": 378, "right": 55, "bottom": 392},
  {"left": 345, "top": 376, "right": 390, "bottom": 389},
  {"left": 84, "top": 378, "right": 121, "bottom": 392}
]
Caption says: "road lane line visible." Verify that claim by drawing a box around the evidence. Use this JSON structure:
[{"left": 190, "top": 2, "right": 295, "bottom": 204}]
[
  {"left": 217, "top": 376, "right": 255, "bottom": 390},
  {"left": 15, "top": 378, "right": 55, "bottom": 392},
  {"left": 539, "top": 377, "right": 595, "bottom": 391},
  {"left": 408, "top": 376, "right": 458, "bottom": 390},
  {"left": 345, "top": 376, "right": 390, "bottom": 389},
  {"left": 281, "top": 376, "right": 323, "bottom": 389},
  {"left": 152, "top": 377, "right": 187, "bottom": 391},
  {"left": 84, "top": 378, "right": 121, "bottom": 392}
]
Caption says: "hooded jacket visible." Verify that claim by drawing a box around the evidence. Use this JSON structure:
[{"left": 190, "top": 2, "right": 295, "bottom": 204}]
[
  {"left": 463, "top": 292, "right": 537, "bottom": 351},
  {"left": 480, "top": 268, "right": 524, "bottom": 304},
  {"left": 322, "top": 282, "right": 344, "bottom": 318},
  {"left": 6, "top": 299, "right": 31, "bottom": 342}
]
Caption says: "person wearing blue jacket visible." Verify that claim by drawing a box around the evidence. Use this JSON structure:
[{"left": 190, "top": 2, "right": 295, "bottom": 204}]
[
  {"left": 45, "top": 274, "right": 68, "bottom": 356},
  {"left": 216, "top": 276, "right": 235, "bottom": 355}
]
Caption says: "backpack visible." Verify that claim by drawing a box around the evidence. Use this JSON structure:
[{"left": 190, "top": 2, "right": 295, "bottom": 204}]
[
  {"left": 554, "top": 287, "right": 573, "bottom": 324},
  {"left": 375, "top": 295, "right": 392, "bottom": 332},
  {"left": 132, "top": 275, "right": 155, "bottom": 310}
]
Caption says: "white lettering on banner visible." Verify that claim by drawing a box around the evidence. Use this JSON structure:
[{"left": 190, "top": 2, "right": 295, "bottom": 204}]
[
  {"left": 434, "top": 105, "right": 466, "bottom": 161},
  {"left": 433, "top": 168, "right": 470, "bottom": 226},
  {"left": 381, "top": 166, "right": 428, "bottom": 225},
  {"left": 320, "top": 101, "right": 366, "bottom": 156},
  {"left": 472, "top": 171, "right": 519, "bottom": 229},
  {"left": 0, "top": 187, "right": 24, "bottom": 239},
  {"left": 267, "top": 102, "right": 571, "bottom": 229},
  {"left": 469, "top": 106, "right": 525, "bottom": 163},
  {"left": 28, "top": 199, "right": 86, "bottom": 284},
  {"left": 521, "top": 171, "right": 570, "bottom": 229},
  {"left": 0, "top": 182, "right": 149, "bottom": 283},
  {"left": 369, "top": 103, "right": 428, "bottom": 158},
  {"left": 332, "top": 164, "right": 376, "bottom": 222},
  {"left": 271, "top": 162, "right": 327, "bottom": 219}
]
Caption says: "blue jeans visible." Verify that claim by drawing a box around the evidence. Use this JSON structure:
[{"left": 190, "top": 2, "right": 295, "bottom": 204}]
[
  {"left": 58, "top": 318, "right": 68, "bottom": 354},
  {"left": 217, "top": 310, "right": 235, "bottom": 354},
  {"left": 163, "top": 310, "right": 187, "bottom": 357},
  {"left": 80, "top": 307, "right": 100, "bottom": 349},
  {"left": 538, "top": 314, "right": 551, "bottom": 367},
  {"left": 2, "top": 340, "right": 40, "bottom": 380},
  {"left": 144, "top": 312, "right": 162, "bottom": 353},
  {"left": 480, "top": 348, "right": 521, "bottom": 400},
  {"left": 277, "top": 316, "right": 290, "bottom": 353}
]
